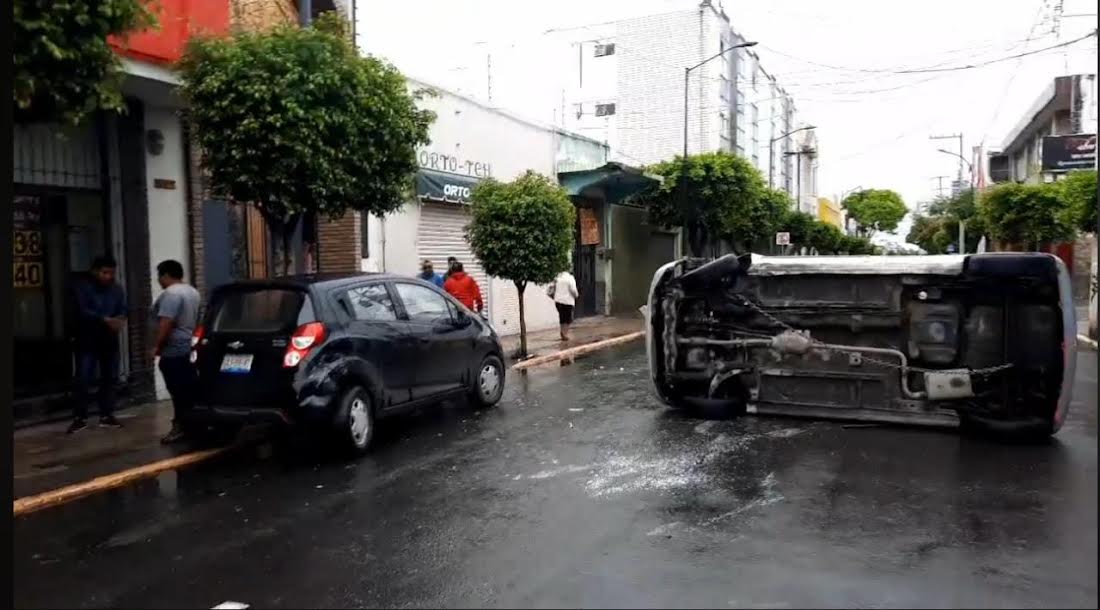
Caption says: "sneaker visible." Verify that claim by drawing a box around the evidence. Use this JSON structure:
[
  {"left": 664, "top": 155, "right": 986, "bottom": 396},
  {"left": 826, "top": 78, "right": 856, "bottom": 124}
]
[
  {"left": 99, "top": 415, "right": 123, "bottom": 429},
  {"left": 161, "top": 426, "right": 187, "bottom": 445},
  {"left": 66, "top": 419, "right": 88, "bottom": 435}
]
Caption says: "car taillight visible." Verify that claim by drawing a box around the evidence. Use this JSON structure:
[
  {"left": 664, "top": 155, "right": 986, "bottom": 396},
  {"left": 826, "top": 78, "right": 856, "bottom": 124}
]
[
  {"left": 190, "top": 325, "right": 206, "bottom": 364},
  {"left": 284, "top": 322, "right": 326, "bottom": 368}
]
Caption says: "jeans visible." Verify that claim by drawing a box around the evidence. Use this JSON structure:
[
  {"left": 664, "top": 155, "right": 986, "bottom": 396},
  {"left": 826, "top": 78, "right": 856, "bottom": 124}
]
[
  {"left": 158, "top": 355, "right": 197, "bottom": 425},
  {"left": 73, "top": 348, "right": 119, "bottom": 419}
]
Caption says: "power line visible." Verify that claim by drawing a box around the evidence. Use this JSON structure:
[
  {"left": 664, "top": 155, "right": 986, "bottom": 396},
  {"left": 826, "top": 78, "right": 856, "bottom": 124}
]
[
  {"left": 981, "top": 0, "right": 1051, "bottom": 145},
  {"left": 759, "top": 28, "right": 1096, "bottom": 75}
]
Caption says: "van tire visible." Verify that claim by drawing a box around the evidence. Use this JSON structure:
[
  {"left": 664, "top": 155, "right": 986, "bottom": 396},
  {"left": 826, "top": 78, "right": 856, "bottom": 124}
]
[{"left": 333, "top": 385, "right": 374, "bottom": 455}]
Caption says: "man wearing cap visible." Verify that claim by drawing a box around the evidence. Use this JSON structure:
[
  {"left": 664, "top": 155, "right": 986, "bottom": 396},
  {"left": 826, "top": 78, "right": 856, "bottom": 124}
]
[{"left": 418, "top": 259, "right": 445, "bottom": 288}]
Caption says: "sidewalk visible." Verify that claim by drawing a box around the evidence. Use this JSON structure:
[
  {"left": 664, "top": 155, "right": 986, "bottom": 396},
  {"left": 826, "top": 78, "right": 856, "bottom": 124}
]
[
  {"left": 499, "top": 315, "right": 644, "bottom": 361},
  {"left": 13, "top": 402, "right": 184, "bottom": 499}
]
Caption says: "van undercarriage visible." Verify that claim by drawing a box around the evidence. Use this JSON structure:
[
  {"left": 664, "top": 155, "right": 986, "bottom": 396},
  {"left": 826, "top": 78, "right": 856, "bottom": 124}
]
[{"left": 646, "top": 253, "right": 1076, "bottom": 438}]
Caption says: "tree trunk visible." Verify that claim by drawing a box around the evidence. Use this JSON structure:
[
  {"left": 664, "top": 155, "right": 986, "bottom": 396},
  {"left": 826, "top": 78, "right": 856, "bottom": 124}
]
[
  {"left": 516, "top": 281, "right": 528, "bottom": 358},
  {"left": 686, "top": 220, "right": 707, "bottom": 258}
]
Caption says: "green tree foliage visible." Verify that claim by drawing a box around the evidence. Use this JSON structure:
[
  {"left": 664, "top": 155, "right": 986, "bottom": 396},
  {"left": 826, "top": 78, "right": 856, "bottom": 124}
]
[
  {"left": 841, "top": 189, "right": 908, "bottom": 235},
  {"left": 838, "top": 234, "right": 878, "bottom": 255},
  {"left": 807, "top": 221, "right": 846, "bottom": 254},
  {"left": 978, "top": 182, "right": 1073, "bottom": 250},
  {"left": 467, "top": 171, "right": 575, "bottom": 358},
  {"left": 178, "top": 13, "right": 433, "bottom": 273},
  {"left": 14, "top": 0, "right": 155, "bottom": 125},
  {"left": 907, "top": 214, "right": 952, "bottom": 254},
  {"left": 640, "top": 152, "right": 768, "bottom": 256},
  {"left": 777, "top": 210, "right": 819, "bottom": 248},
  {"left": 1056, "top": 169, "right": 1098, "bottom": 234}
]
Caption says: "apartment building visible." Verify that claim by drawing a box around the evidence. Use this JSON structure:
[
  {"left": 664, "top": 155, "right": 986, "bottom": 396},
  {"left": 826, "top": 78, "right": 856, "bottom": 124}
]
[{"left": 550, "top": 1, "right": 807, "bottom": 202}]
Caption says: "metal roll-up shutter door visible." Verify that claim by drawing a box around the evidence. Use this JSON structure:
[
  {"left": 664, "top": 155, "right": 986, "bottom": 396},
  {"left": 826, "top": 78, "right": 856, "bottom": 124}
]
[{"left": 417, "top": 201, "right": 489, "bottom": 310}]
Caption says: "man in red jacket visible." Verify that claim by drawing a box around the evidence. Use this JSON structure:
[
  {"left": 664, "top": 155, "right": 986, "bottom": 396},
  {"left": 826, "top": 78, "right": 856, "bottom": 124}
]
[{"left": 443, "top": 262, "right": 483, "bottom": 313}]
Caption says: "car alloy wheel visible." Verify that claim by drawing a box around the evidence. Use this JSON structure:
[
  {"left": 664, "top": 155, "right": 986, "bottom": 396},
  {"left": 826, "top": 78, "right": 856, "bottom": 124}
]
[
  {"left": 349, "top": 397, "right": 370, "bottom": 448},
  {"left": 479, "top": 362, "right": 501, "bottom": 401}
]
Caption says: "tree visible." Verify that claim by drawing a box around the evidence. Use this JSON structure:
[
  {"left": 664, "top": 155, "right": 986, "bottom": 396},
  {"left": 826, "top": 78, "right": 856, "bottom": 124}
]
[
  {"left": 841, "top": 189, "right": 908, "bottom": 236},
  {"left": 15, "top": 0, "right": 155, "bottom": 125},
  {"left": 1057, "top": 169, "right": 1098, "bottom": 234},
  {"left": 907, "top": 213, "right": 947, "bottom": 254},
  {"left": 775, "top": 209, "right": 818, "bottom": 251},
  {"left": 978, "top": 182, "right": 1073, "bottom": 250},
  {"left": 178, "top": 13, "right": 433, "bottom": 274},
  {"left": 467, "top": 171, "right": 575, "bottom": 358},
  {"left": 807, "top": 221, "right": 845, "bottom": 254},
  {"left": 641, "top": 152, "right": 768, "bottom": 256}
]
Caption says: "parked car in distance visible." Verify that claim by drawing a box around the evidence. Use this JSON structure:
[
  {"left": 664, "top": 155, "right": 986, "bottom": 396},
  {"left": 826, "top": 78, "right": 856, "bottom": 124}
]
[
  {"left": 189, "top": 273, "right": 506, "bottom": 454},
  {"left": 647, "top": 252, "right": 1076, "bottom": 440}
]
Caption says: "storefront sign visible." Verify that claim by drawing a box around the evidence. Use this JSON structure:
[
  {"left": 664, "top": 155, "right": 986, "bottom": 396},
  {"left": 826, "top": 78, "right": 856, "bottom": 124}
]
[
  {"left": 417, "top": 150, "right": 492, "bottom": 178},
  {"left": 1041, "top": 134, "right": 1096, "bottom": 171},
  {"left": 416, "top": 169, "right": 482, "bottom": 205},
  {"left": 579, "top": 208, "right": 600, "bottom": 245},
  {"left": 13, "top": 196, "right": 44, "bottom": 288}
]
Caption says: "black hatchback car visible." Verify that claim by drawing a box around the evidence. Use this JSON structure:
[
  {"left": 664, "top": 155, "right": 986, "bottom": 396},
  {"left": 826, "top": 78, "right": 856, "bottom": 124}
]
[{"left": 188, "top": 273, "right": 505, "bottom": 453}]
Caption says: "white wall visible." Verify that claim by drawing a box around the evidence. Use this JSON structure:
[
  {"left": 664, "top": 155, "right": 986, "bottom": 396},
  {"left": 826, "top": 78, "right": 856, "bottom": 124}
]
[
  {"left": 144, "top": 106, "right": 190, "bottom": 400},
  {"left": 368, "top": 82, "right": 564, "bottom": 337}
]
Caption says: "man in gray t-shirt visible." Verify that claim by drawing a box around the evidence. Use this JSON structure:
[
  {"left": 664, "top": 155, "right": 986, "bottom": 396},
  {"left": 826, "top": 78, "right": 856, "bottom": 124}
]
[{"left": 153, "top": 259, "right": 201, "bottom": 444}]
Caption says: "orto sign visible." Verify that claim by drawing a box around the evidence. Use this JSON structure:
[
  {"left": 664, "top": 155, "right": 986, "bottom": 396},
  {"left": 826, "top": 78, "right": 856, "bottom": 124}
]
[{"left": 443, "top": 184, "right": 471, "bottom": 199}]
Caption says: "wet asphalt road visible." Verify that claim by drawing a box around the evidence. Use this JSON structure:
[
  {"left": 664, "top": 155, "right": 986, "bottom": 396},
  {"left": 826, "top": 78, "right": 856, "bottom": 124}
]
[{"left": 13, "top": 346, "right": 1098, "bottom": 609}]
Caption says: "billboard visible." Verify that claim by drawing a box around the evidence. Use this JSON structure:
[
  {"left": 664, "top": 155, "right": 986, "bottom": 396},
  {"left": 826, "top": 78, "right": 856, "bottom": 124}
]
[{"left": 1041, "top": 133, "right": 1096, "bottom": 172}]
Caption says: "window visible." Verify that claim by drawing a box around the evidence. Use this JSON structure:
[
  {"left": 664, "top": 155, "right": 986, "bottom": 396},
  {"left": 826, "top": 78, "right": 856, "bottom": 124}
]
[
  {"left": 345, "top": 283, "right": 396, "bottom": 321},
  {"left": 212, "top": 288, "right": 309, "bottom": 333},
  {"left": 594, "top": 43, "right": 616, "bottom": 57},
  {"left": 595, "top": 103, "right": 616, "bottom": 117},
  {"left": 395, "top": 283, "right": 451, "bottom": 323}
]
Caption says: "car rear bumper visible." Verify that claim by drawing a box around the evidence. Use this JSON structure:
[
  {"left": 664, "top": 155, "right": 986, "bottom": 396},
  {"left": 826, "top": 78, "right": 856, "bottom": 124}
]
[{"left": 188, "top": 405, "right": 293, "bottom": 427}]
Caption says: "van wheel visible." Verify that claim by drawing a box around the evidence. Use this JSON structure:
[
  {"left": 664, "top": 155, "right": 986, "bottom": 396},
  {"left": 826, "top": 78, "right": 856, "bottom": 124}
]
[
  {"left": 471, "top": 355, "right": 505, "bottom": 408},
  {"left": 334, "top": 386, "right": 374, "bottom": 455}
]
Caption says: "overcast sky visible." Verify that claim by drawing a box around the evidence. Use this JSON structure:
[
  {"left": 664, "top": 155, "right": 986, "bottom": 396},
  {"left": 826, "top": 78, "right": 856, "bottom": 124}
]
[{"left": 358, "top": 0, "right": 1097, "bottom": 236}]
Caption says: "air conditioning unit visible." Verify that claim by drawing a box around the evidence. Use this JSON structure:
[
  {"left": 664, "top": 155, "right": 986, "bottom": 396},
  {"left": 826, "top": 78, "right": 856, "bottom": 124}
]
[
  {"left": 594, "top": 43, "right": 616, "bottom": 57},
  {"left": 595, "top": 103, "right": 617, "bottom": 117}
]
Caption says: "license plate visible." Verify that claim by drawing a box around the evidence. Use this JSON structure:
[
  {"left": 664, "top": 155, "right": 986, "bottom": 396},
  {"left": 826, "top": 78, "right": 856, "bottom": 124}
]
[{"left": 220, "top": 354, "right": 254, "bottom": 374}]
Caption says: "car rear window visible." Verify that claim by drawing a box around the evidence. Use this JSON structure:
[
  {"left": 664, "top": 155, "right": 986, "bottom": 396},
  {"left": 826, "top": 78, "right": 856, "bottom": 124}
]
[{"left": 210, "top": 288, "right": 312, "bottom": 333}]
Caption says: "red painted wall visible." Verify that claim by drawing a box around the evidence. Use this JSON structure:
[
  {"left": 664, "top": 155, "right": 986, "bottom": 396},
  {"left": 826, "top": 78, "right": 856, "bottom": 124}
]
[{"left": 109, "top": 0, "right": 230, "bottom": 65}]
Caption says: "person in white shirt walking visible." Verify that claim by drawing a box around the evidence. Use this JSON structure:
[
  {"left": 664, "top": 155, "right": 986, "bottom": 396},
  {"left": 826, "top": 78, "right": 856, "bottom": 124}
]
[{"left": 547, "top": 270, "right": 580, "bottom": 341}]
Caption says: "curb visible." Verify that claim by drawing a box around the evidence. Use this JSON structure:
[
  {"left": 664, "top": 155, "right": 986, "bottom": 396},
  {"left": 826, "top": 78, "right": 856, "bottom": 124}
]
[
  {"left": 513, "top": 331, "right": 645, "bottom": 371},
  {"left": 13, "top": 446, "right": 230, "bottom": 517},
  {"left": 1078, "top": 333, "right": 1098, "bottom": 351}
]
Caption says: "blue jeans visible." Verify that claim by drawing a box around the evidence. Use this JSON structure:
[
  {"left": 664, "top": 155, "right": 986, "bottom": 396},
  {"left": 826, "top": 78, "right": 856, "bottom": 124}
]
[
  {"left": 73, "top": 348, "right": 119, "bottom": 419},
  {"left": 159, "top": 355, "right": 197, "bottom": 424}
]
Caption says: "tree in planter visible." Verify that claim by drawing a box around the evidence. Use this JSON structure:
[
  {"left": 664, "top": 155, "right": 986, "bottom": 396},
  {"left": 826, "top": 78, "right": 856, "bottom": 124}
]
[
  {"left": 15, "top": 0, "right": 155, "bottom": 125},
  {"left": 978, "top": 182, "right": 1073, "bottom": 251},
  {"left": 178, "top": 13, "right": 433, "bottom": 274},
  {"left": 467, "top": 171, "right": 575, "bottom": 358},
  {"left": 1057, "top": 169, "right": 1098, "bottom": 234},
  {"left": 640, "top": 152, "right": 768, "bottom": 256},
  {"left": 841, "top": 189, "right": 908, "bottom": 237}
]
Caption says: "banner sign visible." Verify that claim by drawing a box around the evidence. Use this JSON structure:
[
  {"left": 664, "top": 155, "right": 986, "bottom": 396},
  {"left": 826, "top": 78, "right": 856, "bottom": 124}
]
[
  {"left": 1041, "top": 134, "right": 1096, "bottom": 172},
  {"left": 13, "top": 196, "right": 44, "bottom": 288},
  {"left": 416, "top": 169, "right": 482, "bottom": 205}
]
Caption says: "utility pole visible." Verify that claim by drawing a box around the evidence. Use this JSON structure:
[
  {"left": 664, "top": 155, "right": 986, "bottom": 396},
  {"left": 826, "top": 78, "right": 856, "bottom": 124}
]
[
  {"left": 930, "top": 133, "right": 965, "bottom": 193},
  {"left": 931, "top": 175, "right": 950, "bottom": 198}
]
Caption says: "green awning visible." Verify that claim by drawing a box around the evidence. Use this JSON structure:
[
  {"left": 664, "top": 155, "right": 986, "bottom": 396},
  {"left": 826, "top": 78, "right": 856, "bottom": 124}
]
[{"left": 557, "top": 162, "right": 661, "bottom": 203}]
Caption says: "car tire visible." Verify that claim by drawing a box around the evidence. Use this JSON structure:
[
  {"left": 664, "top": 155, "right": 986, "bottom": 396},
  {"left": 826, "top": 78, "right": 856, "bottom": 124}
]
[
  {"left": 470, "top": 354, "right": 505, "bottom": 408},
  {"left": 333, "top": 385, "right": 374, "bottom": 455}
]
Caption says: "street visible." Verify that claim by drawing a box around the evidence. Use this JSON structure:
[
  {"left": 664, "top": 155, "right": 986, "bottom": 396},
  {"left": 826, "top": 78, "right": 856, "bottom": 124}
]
[{"left": 13, "top": 345, "right": 1098, "bottom": 609}]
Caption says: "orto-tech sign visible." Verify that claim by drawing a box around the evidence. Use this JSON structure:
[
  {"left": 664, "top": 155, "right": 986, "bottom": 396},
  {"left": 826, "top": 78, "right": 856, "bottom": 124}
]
[
  {"left": 416, "top": 169, "right": 481, "bottom": 205},
  {"left": 417, "top": 150, "right": 492, "bottom": 178}
]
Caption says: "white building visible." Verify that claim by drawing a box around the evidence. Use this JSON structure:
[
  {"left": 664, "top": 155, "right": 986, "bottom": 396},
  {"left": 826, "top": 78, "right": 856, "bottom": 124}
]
[
  {"left": 546, "top": 1, "right": 807, "bottom": 202},
  {"left": 361, "top": 78, "right": 609, "bottom": 338}
]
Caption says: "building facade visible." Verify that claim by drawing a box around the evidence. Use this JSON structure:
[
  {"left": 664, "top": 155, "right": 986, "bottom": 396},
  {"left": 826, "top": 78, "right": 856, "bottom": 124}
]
[{"left": 549, "top": 1, "right": 806, "bottom": 203}]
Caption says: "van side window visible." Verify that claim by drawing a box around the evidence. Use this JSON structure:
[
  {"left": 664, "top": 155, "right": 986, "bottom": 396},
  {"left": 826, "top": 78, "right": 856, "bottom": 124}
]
[{"left": 346, "top": 284, "right": 397, "bottom": 321}]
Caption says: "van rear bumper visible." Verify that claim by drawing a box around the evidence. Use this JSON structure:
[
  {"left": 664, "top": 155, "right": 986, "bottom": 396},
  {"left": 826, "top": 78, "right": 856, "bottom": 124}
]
[{"left": 188, "top": 405, "right": 293, "bottom": 427}]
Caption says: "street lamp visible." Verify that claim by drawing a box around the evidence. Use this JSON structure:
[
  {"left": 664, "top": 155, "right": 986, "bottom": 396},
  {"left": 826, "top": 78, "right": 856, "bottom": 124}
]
[
  {"left": 680, "top": 40, "right": 757, "bottom": 257},
  {"left": 936, "top": 148, "right": 975, "bottom": 254},
  {"left": 682, "top": 40, "right": 757, "bottom": 162},
  {"left": 769, "top": 125, "right": 816, "bottom": 189}
]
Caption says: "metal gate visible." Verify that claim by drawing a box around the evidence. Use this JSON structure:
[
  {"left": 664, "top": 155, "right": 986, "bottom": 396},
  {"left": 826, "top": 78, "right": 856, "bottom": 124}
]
[{"left": 417, "top": 201, "right": 489, "bottom": 309}]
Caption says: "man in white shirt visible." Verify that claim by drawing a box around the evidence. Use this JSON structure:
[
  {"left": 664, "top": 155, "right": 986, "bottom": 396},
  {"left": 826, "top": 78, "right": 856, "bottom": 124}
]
[{"left": 548, "top": 270, "right": 580, "bottom": 341}]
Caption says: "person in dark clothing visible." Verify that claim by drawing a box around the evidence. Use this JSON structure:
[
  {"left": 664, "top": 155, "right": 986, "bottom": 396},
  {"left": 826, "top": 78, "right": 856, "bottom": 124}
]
[
  {"left": 68, "top": 255, "right": 128, "bottom": 434},
  {"left": 444, "top": 256, "right": 459, "bottom": 281},
  {"left": 152, "top": 259, "right": 202, "bottom": 444},
  {"left": 418, "top": 259, "right": 445, "bottom": 287}
]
